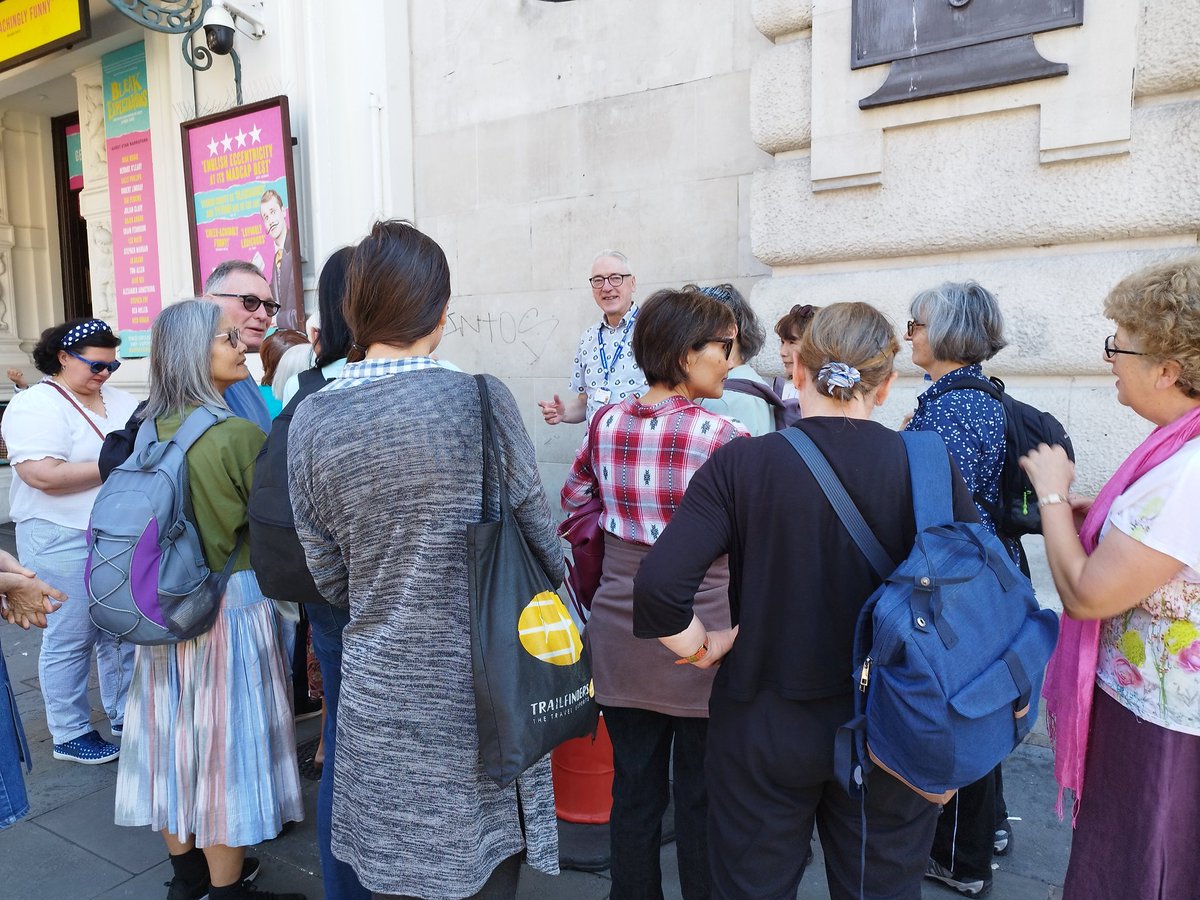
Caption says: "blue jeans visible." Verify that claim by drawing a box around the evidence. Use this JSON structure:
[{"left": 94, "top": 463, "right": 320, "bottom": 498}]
[
  {"left": 0, "top": 635, "right": 31, "bottom": 829},
  {"left": 16, "top": 519, "right": 135, "bottom": 744},
  {"left": 307, "top": 602, "right": 369, "bottom": 900}
]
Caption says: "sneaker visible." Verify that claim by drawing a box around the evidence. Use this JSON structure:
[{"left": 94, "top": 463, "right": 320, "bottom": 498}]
[
  {"left": 994, "top": 821, "right": 1013, "bottom": 856},
  {"left": 52, "top": 730, "right": 120, "bottom": 764},
  {"left": 165, "top": 857, "right": 261, "bottom": 900},
  {"left": 293, "top": 696, "right": 322, "bottom": 722},
  {"left": 924, "top": 858, "right": 992, "bottom": 897},
  {"left": 217, "top": 883, "right": 305, "bottom": 899},
  {"left": 111, "top": 723, "right": 123, "bottom": 737}
]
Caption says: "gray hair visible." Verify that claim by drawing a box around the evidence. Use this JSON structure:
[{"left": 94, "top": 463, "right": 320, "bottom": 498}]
[
  {"left": 689, "top": 283, "right": 766, "bottom": 362},
  {"left": 910, "top": 281, "right": 1007, "bottom": 365},
  {"left": 205, "top": 258, "right": 266, "bottom": 293},
  {"left": 139, "top": 299, "right": 228, "bottom": 421},
  {"left": 271, "top": 342, "right": 315, "bottom": 403},
  {"left": 593, "top": 249, "right": 632, "bottom": 273}
]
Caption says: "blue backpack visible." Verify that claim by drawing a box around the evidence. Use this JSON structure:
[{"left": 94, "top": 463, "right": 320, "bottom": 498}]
[
  {"left": 86, "top": 405, "right": 241, "bottom": 645},
  {"left": 781, "top": 428, "right": 1059, "bottom": 800}
]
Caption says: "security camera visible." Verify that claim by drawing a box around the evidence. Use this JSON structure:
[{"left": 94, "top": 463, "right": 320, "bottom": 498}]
[{"left": 203, "top": 4, "right": 236, "bottom": 55}]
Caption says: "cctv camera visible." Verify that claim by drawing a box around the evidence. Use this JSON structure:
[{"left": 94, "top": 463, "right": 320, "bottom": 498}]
[{"left": 203, "top": 4, "right": 236, "bottom": 55}]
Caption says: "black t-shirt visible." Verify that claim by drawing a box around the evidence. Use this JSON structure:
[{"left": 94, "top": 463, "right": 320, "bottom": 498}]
[{"left": 633, "top": 417, "right": 978, "bottom": 702}]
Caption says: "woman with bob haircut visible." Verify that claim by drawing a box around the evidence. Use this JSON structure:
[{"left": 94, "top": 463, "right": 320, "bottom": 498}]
[
  {"left": 288, "top": 220, "right": 563, "bottom": 899},
  {"left": 113, "top": 299, "right": 304, "bottom": 900},
  {"left": 633, "top": 302, "right": 978, "bottom": 899},
  {"left": 561, "top": 286, "right": 747, "bottom": 900},
  {"left": 1, "top": 318, "right": 139, "bottom": 766},
  {"left": 1022, "top": 258, "right": 1200, "bottom": 900},
  {"left": 689, "top": 283, "right": 775, "bottom": 436},
  {"left": 903, "top": 281, "right": 1013, "bottom": 896}
]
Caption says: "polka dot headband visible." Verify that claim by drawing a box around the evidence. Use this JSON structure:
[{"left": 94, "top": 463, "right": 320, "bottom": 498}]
[{"left": 60, "top": 319, "right": 112, "bottom": 349}]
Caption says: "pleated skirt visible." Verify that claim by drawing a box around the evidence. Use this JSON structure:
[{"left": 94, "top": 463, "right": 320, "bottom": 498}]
[{"left": 114, "top": 569, "right": 304, "bottom": 847}]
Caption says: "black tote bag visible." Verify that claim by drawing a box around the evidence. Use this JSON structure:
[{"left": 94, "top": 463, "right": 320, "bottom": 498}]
[{"left": 467, "top": 375, "right": 598, "bottom": 787}]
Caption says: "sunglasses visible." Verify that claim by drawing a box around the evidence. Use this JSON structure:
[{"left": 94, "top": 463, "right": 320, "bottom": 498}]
[
  {"left": 64, "top": 349, "right": 121, "bottom": 375},
  {"left": 906, "top": 320, "right": 926, "bottom": 337},
  {"left": 211, "top": 292, "right": 281, "bottom": 317},
  {"left": 215, "top": 328, "right": 243, "bottom": 349},
  {"left": 705, "top": 337, "right": 734, "bottom": 360}
]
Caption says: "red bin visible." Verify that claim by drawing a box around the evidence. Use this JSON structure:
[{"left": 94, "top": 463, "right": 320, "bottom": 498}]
[{"left": 551, "top": 713, "right": 614, "bottom": 823}]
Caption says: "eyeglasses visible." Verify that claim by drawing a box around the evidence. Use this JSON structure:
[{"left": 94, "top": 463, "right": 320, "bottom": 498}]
[
  {"left": 1104, "top": 334, "right": 1146, "bottom": 359},
  {"left": 705, "top": 337, "right": 734, "bottom": 360},
  {"left": 211, "top": 292, "right": 281, "bottom": 317},
  {"left": 906, "top": 320, "right": 926, "bottom": 337},
  {"left": 215, "top": 328, "right": 242, "bottom": 349},
  {"left": 64, "top": 349, "right": 121, "bottom": 375},
  {"left": 589, "top": 274, "right": 632, "bottom": 289}
]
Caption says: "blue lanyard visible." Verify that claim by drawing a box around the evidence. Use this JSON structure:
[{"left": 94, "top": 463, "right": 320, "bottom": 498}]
[{"left": 598, "top": 311, "right": 636, "bottom": 386}]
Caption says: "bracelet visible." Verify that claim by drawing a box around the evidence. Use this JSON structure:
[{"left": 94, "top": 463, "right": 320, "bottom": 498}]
[
  {"left": 674, "top": 637, "right": 709, "bottom": 665},
  {"left": 1038, "top": 493, "right": 1069, "bottom": 509}
]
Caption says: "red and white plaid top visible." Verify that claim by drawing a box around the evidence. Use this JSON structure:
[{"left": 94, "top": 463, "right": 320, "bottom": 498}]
[{"left": 561, "top": 395, "right": 747, "bottom": 546}]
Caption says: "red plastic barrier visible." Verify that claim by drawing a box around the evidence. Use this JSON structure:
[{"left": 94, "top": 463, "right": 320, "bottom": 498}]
[{"left": 550, "top": 713, "right": 614, "bottom": 824}]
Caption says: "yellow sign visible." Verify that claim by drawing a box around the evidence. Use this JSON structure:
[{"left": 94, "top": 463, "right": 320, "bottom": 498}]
[{"left": 0, "top": 0, "right": 89, "bottom": 74}]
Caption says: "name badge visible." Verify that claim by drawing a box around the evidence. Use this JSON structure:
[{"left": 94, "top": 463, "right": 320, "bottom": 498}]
[{"left": 593, "top": 387, "right": 611, "bottom": 404}]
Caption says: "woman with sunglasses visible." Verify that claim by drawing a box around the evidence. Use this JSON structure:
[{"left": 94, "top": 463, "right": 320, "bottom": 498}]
[
  {"left": 1, "top": 318, "right": 139, "bottom": 765},
  {"left": 561, "top": 287, "right": 746, "bottom": 900},
  {"left": 114, "top": 300, "right": 303, "bottom": 900},
  {"left": 1022, "top": 259, "right": 1200, "bottom": 900}
]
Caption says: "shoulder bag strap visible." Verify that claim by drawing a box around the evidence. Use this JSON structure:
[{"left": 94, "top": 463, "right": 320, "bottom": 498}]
[
  {"left": 42, "top": 380, "right": 106, "bottom": 441},
  {"left": 586, "top": 402, "right": 615, "bottom": 482},
  {"left": 475, "top": 375, "right": 510, "bottom": 520},
  {"left": 777, "top": 428, "right": 894, "bottom": 580},
  {"left": 898, "top": 431, "right": 954, "bottom": 531}
]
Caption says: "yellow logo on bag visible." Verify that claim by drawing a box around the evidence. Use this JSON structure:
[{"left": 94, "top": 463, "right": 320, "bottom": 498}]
[{"left": 518, "top": 591, "right": 583, "bottom": 666}]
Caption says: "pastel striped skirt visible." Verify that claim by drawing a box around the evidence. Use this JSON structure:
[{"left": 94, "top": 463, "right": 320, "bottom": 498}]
[{"left": 114, "top": 569, "right": 304, "bottom": 847}]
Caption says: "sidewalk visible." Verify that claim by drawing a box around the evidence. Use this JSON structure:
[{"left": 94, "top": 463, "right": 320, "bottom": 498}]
[{"left": 0, "top": 524, "right": 1073, "bottom": 898}]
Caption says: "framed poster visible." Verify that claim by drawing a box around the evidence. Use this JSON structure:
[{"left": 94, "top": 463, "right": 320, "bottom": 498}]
[
  {"left": 181, "top": 96, "right": 304, "bottom": 330},
  {"left": 0, "top": 0, "right": 89, "bottom": 75}
]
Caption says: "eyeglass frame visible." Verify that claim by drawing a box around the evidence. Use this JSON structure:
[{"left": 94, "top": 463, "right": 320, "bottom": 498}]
[
  {"left": 702, "top": 337, "right": 734, "bottom": 360},
  {"left": 211, "top": 292, "right": 281, "bottom": 317},
  {"left": 214, "top": 328, "right": 243, "bottom": 349},
  {"left": 589, "top": 273, "right": 632, "bottom": 289},
  {"left": 63, "top": 348, "right": 121, "bottom": 375},
  {"left": 1104, "top": 334, "right": 1147, "bottom": 359},
  {"left": 906, "top": 320, "right": 926, "bottom": 337}
]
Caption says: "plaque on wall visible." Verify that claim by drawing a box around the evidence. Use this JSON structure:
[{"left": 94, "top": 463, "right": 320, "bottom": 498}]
[{"left": 851, "top": 0, "right": 1084, "bottom": 109}]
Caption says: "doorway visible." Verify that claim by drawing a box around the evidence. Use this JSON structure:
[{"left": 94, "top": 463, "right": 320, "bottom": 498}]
[{"left": 51, "top": 112, "right": 90, "bottom": 322}]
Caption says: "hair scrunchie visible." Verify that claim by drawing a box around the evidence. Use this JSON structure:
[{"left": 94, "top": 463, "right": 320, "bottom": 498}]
[
  {"left": 818, "top": 361, "right": 861, "bottom": 395},
  {"left": 59, "top": 319, "right": 112, "bottom": 349}
]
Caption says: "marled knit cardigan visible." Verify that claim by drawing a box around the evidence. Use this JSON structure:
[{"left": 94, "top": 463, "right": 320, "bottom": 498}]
[{"left": 288, "top": 368, "right": 563, "bottom": 898}]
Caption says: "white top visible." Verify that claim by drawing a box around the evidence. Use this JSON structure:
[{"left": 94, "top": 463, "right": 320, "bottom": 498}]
[
  {"left": 1097, "top": 438, "right": 1200, "bottom": 735},
  {"left": 3, "top": 380, "right": 140, "bottom": 530},
  {"left": 699, "top": 363, "right": 774, "bottom": 437}
]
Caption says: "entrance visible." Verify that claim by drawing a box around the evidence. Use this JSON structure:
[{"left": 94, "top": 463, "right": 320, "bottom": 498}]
[{"left": 51, "top": 112, "right": 90, "bottom": 323}]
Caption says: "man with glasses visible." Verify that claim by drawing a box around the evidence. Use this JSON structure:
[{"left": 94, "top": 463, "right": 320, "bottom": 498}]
[{"left": 539, "top": 250, "right": 648, "bottom": 426}]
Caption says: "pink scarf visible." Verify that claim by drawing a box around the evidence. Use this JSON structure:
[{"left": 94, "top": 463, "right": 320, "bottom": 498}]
[{"left": 1044, "top": 404, "right": 1200, "bottom": 824}]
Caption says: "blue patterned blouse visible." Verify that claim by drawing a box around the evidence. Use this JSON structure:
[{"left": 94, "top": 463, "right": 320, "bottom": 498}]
[{"left": 906, "top": 364, "right": 1020, "bottom": 563}]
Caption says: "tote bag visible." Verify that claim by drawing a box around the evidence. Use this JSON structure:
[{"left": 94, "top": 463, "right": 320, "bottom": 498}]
[{"left": 468, "top": 375, "right": 598, "bottom": 787}]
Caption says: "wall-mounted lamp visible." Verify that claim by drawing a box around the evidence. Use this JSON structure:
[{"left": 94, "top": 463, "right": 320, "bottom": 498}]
[{"left": 106, "top": 0, "right": 266, "bottom": 104}]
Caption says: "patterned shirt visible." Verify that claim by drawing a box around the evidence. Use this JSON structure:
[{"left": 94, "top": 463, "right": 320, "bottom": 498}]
[
  {"left": 1097, "top": 439, "right": 1200, "bottom": 735},
  {"left": 328, "top": 356, "right": 442, "bottom": 390},
  {"left": 569, "top": 304, "right": 648, "bottom": 422},
  {"left": 906, "top": 364, "right": 1019, "bottom": 562},
  {"left": 561, "top": 395, "right": 747, "bottom": 546}
]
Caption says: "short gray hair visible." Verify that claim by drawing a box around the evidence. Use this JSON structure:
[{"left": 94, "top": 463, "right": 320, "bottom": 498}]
[
  {"left": 593, "top": 249, "right": 632, "bottom": 273},
  {"left": 140, "top": 299, "right": 227, "bottom": 421},
  {"left": 205, "top": 258, "right": 265, "bottom": 293},
  {"left": 910, "top": 281, "right": 1007, "bottom": 365}
]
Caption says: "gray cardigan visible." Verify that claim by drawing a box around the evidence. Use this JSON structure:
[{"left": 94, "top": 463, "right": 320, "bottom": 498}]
[{"left": 288, "top": 368, "right": 564, "bottom": 898}]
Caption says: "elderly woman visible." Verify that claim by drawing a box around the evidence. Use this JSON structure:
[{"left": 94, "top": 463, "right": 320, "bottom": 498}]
[
  {"left": 1022, "top": 259, "right": 1200, "bottom": 900},
  {"left": 561, "top": 287, "right": 746, "bottom": 900},
  {"left": 633, "top": 303, "right": 979, "bottom": 899},
  {"left": 288, "top": 221, "right": 562, "bottom": 900},
  {"left": 903, "top": 281, "right": 1014, "bottom": 895},
  {"left": 113, "top": 300, "right": 303, "bottom": 900},
  {"left": 1, "top": 318, "right": 139, "bottom": 765},
  {"left": 691, "top": 283, "right": 775, "bottom": 436}
]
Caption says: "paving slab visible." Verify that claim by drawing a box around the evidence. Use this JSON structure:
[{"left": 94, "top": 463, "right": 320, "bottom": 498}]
[
  {"left": 0, "top": 820, "right": 132, "bottom": 897},
  {"left": 33, "top": 782, "right": 166, "bottom": 875}
]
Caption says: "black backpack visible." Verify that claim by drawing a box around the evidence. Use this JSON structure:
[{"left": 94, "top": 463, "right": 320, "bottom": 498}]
[
  {"left": 248, "top": 367, "right": 330, "bottom": 605},
  {"left": 944, "top": 375, "right": 1074, "bottom": 537}
]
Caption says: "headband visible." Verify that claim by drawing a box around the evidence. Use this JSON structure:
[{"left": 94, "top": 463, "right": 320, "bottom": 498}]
[
  {"left": 699, "top": 285, "right": 735, "bottom": 305},
  {"left": 60, "top": 319, "right": 112, "bottom": 349},
  {"left": 818, "top": 361, "right": 862, "bottom": 395}
]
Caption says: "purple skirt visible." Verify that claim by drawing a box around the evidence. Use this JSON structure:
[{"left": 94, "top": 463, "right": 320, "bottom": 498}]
[{"left": 1063, "top": 686, "right": 1200, "bottom": 899}]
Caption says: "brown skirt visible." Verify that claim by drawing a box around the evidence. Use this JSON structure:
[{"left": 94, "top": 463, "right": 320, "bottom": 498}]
[{"left": 585, "top": 533, "right": 730, "bottom": 717}]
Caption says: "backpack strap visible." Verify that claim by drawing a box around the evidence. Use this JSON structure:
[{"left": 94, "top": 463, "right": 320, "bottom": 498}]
[
  {"left": 899, "top": 430, "right": 955, "bottom": 531},
  {"left": 724, "top": 378, "right": 785, "bottom": 410},
  {"left": 777, "top": 428, "right": 894, "bottom": 580},
  {"left": 941, "top": 373, "right": 1004, "bottom": 402}
]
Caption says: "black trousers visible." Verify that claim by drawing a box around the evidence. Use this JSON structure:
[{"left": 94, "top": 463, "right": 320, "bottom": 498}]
[
  {"left": 930, "top": 765, "right": 998, "bottom": 881},
  {"left": 371, "top": 853, "right": 521, "bottom": 900},
  {"left": 706, "top": 689, "right": 939, "bottom": 900}
]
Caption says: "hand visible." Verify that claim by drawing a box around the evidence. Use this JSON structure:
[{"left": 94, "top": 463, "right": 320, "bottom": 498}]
[
  {"left": 6, "top": 367, "right": 26, "bottom": 390},
  {"left": 899, "top": 412, "right": 914, "bottom": 430},
  {"left": 0, "top": 550, "right": 34, "bottom": 578},
  {"left": 538, "top": 394, "right": 565, "bottom": 425},
  {"left": 1069, "top": 494, "right": 1094, "bottom": 530},
  {"left": 1019, "top": 443, "right": 1075, "bottom": 499},
  {"left": 2, "top": 574, "right": 67, "bottom": 629},
  {"left": 691, "top": 626, "right": 738, "bottom": 670}
]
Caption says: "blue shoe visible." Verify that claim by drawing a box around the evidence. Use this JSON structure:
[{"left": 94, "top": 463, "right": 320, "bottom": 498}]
[
  {"left": 53, "top": 730, "right": 120, "bottom": 764},
  {"left": 111, "top": 723, "right": 123, "bottom": 737}
]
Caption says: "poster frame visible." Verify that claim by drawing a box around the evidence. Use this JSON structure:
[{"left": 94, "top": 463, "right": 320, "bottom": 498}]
[{"left": 0, "top": 0, "right": 90, "bottom": 75}]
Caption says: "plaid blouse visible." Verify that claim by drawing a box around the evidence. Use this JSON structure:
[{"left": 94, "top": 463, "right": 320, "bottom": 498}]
[{"left": 561, "top": 395, "right": 747, "bottom": 546}]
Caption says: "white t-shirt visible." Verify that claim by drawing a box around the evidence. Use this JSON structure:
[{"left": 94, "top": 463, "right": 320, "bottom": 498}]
[{"left": 3, "top": 380, "right": 140, "bottom": 530}]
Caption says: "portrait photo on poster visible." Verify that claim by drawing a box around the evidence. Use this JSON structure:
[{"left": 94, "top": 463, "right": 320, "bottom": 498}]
[{"left": 180, "top": 96, "right": 305, "bottom": 334}]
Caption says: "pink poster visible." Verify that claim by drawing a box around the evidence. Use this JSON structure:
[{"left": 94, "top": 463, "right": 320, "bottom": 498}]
[{"left": 182, "top": 96, "right": 303, "bottom": 331}]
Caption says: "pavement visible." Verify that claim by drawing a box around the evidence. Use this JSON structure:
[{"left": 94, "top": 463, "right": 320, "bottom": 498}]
[{"left": 0, "top": 522, "right": 1074, "bottom": 899}]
